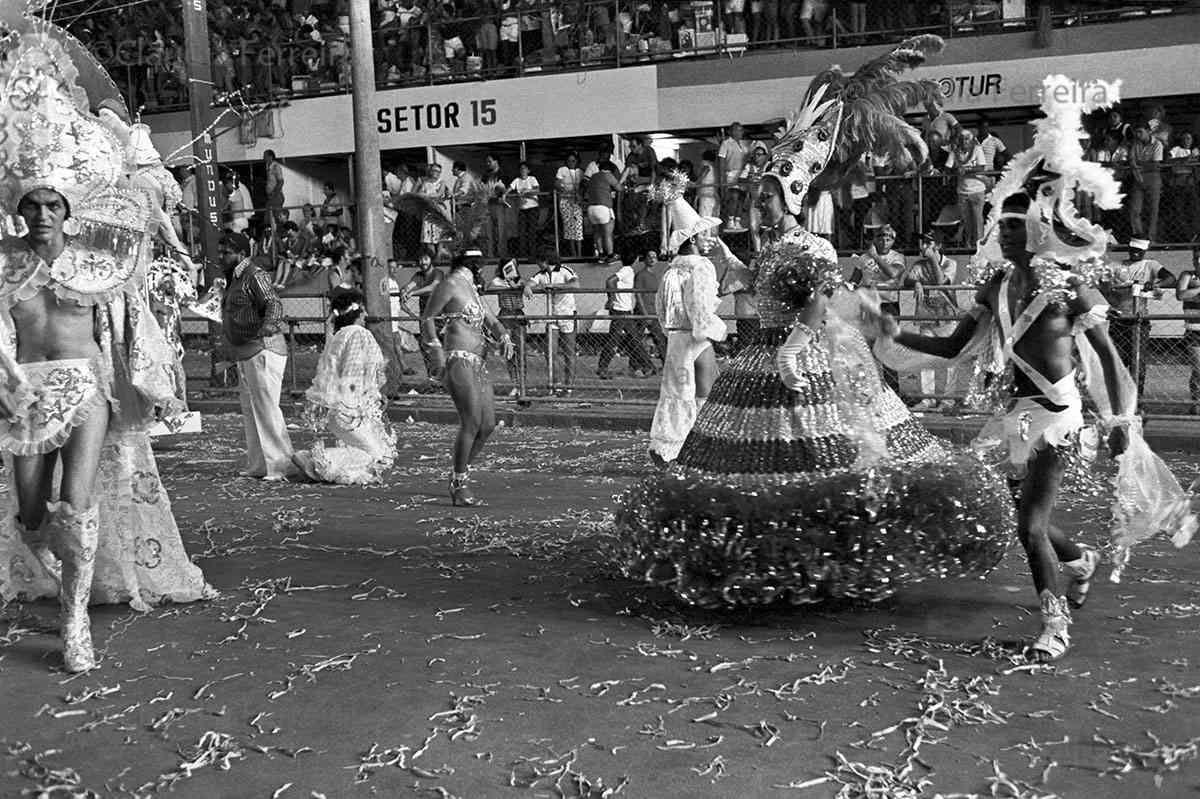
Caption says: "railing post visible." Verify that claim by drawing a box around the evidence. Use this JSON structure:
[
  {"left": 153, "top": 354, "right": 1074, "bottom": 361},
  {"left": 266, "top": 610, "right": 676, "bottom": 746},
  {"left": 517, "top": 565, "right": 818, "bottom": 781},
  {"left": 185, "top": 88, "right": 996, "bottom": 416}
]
[
  {"left": 287, "top": 319, "right": 298, "bottom": 394},
  {"left": 545, "top": 288, "right": 555, "bottom": 391},
  {"left": 614, "top": 0, "right": 622, "bottom": 68},
  {"left": 830, "top": 7, "right": 837, "bottom": 48},
  {"left": 551, "top": 188, "right": 561, "bottom": 263},
  {"left": 517, "top": 323, "right": 527, "bottom": 398},
  {"left": 915, "top": 171, "right": 924, "bottom": 240}
]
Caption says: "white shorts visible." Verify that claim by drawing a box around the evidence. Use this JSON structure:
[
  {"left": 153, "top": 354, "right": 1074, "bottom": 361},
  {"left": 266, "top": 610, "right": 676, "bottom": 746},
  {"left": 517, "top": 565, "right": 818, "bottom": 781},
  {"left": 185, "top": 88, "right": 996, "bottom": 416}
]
[{"left": 587, "top": 205, "right": 614, "bottom": 225}]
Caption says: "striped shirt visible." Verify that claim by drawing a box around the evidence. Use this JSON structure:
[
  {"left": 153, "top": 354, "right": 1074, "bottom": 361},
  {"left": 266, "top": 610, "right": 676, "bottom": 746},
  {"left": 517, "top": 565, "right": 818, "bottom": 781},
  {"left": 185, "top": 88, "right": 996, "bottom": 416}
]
[{"left": 223, "top": 258, "right": 287, "bottom": 360}]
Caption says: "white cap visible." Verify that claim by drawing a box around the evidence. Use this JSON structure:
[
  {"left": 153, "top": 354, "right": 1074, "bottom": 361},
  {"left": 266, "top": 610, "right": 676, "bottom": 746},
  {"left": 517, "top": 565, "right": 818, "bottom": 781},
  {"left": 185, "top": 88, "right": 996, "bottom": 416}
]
[{"left": 1129, "top": 238, "right": 1150, "bottom": 251}]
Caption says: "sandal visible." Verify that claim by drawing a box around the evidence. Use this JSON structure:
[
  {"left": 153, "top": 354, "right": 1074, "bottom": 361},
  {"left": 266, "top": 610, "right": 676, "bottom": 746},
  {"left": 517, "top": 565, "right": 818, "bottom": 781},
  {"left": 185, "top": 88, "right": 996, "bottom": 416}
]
[
  {"left": 1026, "top": 590, "right": 1071, "bottom": 662},
  {"left": 1063, "top": 546, "right": 1100, "bottom": 609}
]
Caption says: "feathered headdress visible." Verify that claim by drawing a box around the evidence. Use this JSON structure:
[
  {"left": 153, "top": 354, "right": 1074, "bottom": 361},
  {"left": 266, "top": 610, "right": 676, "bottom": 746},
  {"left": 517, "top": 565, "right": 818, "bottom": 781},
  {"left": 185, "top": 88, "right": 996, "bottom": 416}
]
[
  {"left": 974, "top": 74, "right": 1123, "bottom": 265},
  {"left": 395, "top": 186, "right": 491, "bottom": 254},
  {"left": 766, "top": 35, "right": 944, "bottom": 214}
]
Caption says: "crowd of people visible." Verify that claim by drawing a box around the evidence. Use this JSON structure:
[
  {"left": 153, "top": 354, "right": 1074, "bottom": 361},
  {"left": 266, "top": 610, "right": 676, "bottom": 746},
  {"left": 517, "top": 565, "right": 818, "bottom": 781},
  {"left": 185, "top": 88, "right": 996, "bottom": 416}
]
[{"left": 71, "top": 0, "right": 1180, "bottom": 109}]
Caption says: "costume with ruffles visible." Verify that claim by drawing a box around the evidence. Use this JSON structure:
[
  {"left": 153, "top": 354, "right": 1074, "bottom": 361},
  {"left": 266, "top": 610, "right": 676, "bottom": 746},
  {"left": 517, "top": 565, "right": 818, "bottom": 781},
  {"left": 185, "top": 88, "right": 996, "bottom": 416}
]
[
  {"left": 0, "top": 31, "right": 214, "bottom": 620},
  {"left": 616, "top": 227, "right": 1014, "bottom": 608},
  {"left": 294, "top": 324, "right": 397, "bottom": 485}
]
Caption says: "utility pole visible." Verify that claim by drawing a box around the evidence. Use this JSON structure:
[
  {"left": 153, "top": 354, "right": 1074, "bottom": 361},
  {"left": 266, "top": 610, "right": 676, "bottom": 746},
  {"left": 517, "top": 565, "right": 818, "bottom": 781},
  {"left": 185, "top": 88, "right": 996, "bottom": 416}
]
[
  {"left": 180, "top": 0, "right": 231, "bottom": 384},
  {"left": 348, "top": 0, "right": 387, "bottom": 344}
]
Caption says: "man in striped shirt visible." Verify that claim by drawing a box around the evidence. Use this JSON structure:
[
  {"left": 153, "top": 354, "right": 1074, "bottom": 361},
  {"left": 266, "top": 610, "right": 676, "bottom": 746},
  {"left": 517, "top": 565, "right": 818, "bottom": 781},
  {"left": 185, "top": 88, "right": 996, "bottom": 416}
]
[{"left": 220, "top": 232, "right": 295, "bottom": 481}]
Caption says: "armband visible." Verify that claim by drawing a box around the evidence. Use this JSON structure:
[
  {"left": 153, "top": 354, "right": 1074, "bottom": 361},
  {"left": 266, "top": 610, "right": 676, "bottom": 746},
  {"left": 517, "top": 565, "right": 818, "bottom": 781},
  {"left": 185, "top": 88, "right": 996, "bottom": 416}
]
[{"left": 1102, "top": 414, "right": 1137, "bottom": 433}]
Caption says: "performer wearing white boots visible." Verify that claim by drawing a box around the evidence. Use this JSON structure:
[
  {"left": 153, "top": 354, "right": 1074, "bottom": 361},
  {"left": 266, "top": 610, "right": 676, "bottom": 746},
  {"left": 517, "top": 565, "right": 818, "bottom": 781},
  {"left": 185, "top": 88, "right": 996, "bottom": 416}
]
[{"left": 648, "top": 187, "right": 727, "bottom": 465}]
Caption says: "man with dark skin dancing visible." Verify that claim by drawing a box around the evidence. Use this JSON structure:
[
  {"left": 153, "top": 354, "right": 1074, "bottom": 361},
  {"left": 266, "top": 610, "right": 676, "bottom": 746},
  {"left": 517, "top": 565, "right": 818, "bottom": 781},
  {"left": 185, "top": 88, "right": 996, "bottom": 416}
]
[{"left": 880, "top": 193, "right": 1131, "bottom": 662}]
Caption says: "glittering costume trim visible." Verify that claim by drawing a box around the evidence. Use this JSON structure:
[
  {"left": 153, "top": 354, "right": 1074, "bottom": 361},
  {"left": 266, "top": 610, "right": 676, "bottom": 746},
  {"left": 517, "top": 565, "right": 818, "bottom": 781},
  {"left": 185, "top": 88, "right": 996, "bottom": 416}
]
[
  {"left": 973, "top": 395, "right": 1086, "bottom": 480},
  {"left": 614, "top": 453, "right": 1014, "bottom": 608},
  {"left": 0, "top": 358, "right": 109, "bottom": 456},
  {"left": 649, "top": 333, "right": 712, "bottom": 462},
  {"left": 447, "top": 349, "right": 486, "bottom": 373}
]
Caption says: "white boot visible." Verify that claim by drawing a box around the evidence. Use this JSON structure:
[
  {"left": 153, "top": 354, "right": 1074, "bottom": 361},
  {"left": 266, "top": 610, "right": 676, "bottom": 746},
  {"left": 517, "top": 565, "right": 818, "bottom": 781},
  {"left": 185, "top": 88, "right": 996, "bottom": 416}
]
[
  {"left": 1027, "top": 589, "right": 1071, "bottom": 662},
  {"left": 1062, "top": 546, "right": 1100, "bottom": 609},
  {"left": 47, "top": 502, "right": 99, "bottom": 673}
]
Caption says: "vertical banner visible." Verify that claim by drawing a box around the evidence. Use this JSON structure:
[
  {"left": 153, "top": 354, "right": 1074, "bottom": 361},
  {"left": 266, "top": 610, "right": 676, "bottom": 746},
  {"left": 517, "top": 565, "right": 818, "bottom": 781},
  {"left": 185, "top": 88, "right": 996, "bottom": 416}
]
[{"left": 180, "top": 0, "right": 221, "bottom": 285}]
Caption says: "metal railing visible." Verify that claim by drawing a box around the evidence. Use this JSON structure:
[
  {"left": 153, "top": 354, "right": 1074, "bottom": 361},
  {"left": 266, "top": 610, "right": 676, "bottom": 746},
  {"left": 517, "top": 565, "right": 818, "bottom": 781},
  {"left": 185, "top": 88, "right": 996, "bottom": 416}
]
[{"left": 184, "top": 282, "right": 1200, "bottom": 416}]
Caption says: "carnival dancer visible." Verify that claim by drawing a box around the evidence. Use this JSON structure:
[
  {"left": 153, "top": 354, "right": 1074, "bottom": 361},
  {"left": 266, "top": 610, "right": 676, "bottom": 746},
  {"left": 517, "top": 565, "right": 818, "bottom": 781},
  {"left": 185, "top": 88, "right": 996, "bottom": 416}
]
[
  {"left": 616, "top": 36, "right": 1015, "bottom": 609},
  {"left": 647, "top": 184, "right": 726, "bottom": 464},
  {"left": 0, "top": 33, "right": 189, "bottom": 671},
  {"left": 875, "top": 75, "right": 1196, "bottom": 661},
  {"left": 293, "top": 287, "right": 397, "bottom": 484},
  {"left": 422, "top": 250, "right": 514, "bottom": 506}
]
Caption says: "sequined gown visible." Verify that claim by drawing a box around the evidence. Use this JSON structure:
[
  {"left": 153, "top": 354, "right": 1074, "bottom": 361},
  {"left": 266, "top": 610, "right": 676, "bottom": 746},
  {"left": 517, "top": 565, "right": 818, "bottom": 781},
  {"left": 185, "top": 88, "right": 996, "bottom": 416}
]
[{"left": 615, "top": 228, "right": 1014, "bottom": 608}]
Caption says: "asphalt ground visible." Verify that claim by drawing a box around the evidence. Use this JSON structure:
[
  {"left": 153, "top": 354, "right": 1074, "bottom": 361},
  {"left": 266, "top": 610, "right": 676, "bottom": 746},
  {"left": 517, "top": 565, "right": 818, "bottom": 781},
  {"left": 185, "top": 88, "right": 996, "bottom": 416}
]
[{"left": 2, "top": 415, "right": 1200, "bottom": 798}]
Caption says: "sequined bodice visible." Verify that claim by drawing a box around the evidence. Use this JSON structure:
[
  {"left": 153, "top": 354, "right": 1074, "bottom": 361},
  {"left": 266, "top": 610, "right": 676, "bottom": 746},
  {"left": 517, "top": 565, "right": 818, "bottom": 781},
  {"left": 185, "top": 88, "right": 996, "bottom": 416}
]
[
  {"left": 440, "top": 299, "right": 485, "bottom": 329},
  {"left": 752, "top": 228, "right": 840, "bottom": 328},
  {"left": 0, "top": 236, "right": 140, "bottom": 309}
]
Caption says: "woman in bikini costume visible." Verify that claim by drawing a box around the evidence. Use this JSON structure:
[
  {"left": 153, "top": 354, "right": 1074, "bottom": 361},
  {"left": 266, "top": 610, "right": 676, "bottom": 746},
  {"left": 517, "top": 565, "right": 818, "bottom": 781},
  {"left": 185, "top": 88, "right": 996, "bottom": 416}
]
[{"left": 421, "top": 250, "right": 514, "bottom": 506}]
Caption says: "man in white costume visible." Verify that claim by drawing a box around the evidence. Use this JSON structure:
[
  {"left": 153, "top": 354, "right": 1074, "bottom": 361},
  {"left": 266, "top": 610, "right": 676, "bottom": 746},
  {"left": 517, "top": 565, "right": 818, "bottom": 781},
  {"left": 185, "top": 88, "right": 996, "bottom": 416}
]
[{"left": 648, "top": 184, "right": 729, "bottom": 464}]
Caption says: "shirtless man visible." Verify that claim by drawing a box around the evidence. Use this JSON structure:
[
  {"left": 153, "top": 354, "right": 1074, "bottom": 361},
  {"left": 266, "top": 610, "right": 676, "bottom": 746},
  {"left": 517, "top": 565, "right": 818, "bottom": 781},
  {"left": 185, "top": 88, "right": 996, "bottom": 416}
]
[
  {"left": 1, "top": 189, "right": 112, "bottom": 672},
  {"left": 879, "top": 193, "right": 1132, "bottom": 662}
]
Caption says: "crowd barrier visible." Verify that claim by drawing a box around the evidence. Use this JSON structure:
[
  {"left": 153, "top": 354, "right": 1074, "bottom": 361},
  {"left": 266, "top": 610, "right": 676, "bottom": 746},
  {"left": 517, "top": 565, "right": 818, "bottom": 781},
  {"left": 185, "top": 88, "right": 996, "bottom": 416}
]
[{"left": 182, "top": 280, "right": 1200, "bottom": 415}]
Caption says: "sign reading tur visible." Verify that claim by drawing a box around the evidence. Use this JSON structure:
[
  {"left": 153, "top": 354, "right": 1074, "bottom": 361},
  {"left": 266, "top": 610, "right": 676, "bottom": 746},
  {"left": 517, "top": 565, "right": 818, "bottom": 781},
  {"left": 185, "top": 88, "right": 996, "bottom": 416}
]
[{"left": 377, "top": 99, "right": 497, "bottom": 134}]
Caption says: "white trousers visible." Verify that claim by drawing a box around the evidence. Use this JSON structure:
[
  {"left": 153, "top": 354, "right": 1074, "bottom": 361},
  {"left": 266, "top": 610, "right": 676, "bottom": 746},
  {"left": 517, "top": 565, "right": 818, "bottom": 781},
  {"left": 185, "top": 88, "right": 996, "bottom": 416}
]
[
  {"left": 649, "top": 332, "right": 711, "bottom": 462},
  {"left": 237, "top": 350, "right": 294, "bottom": 478}
]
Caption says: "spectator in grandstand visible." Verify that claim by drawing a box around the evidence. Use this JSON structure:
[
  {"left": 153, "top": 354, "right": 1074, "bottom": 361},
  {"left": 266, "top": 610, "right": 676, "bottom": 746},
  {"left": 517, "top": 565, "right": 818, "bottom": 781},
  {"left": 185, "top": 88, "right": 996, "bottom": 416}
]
[
  {"left": 906, "top": 231, "right": 958, "bottom": 411},
  {"left": 1100, "top": 238, "right": 1161, "bottom": 398},
  {"left": 264, "top": 149, "right": 285, "bottom": 212},
  {"left": 220, "top": 231, "right": 295, "bottom": 481},
  {"left": 850, "top": 224, "right": 906, "bottom": 392},
  {"left": 418, "top": 162, "right": 452, "bottom": 258},
  {"left": 584, "top": 140, "right": 624, "bottom": 179},
  {"left": 1128, "top": 121, "right": 1163, "bottom": 242},
  {"left": 633, "top": 248, "right": 667, "bottom": 367},
  {"left": 1105, "top": 108, "right": 1131, "bottom": 143},
  {"left": 507, "top": 161, "right": 542, "bottom": 258},
  {"left": 451, "top": 160, "right": 480, "bottom": 200},
  {"left": 319, "top": 181, "right": 346, "bottom": 226},
  {"left": 847, "top": 0, "right": 867, "bottom": 41},
  {"left": 623, "top": 135, "right": 658, "bottom": 233},
  {"left": 977, "top": 117, "right": 1007, "bottom": 171},
  {"left": 1176, "top": 263, "right": 1200, "bottom": 415},
  {"left": 946, "top": 128, "right": 989, "bottom": 247},
  {"left": 483, "top": 154, "right": 511, "bottom": 258},
  {"left": 490, "top": 258, "right": 526, "bottom": 396},
  {"left": 922, "top": 97, "right": 958, "bottom": 170},
  {"left": 475, "top": 4, "right": 500, "bottom": 74},
  {"left": 695, "top": 149, "right": 720, "bottom": 220},
  {"left": 798, "top": 0, "right": 829, "bottom": 44},
  {"left": 805, "top": 190, "right": 834, "bottom": 241},
  {"left": 741, "top": 144, "right": 769, "bottom": 251},
  {"left": 399, "top": 252, "right": 446, "bottom": 380},
  {"left": 556, "top": 152, "right": 585, "bottom": 259},
  {"left": 725, "top": 0, "right": 747, "bottom": 34},
  {"left": 223, "top": 171, "right": 254, "bottom": 234},
  {"left": 1168, "top": 131, "right": 1199, "bottom": 242},
  {"left": 598, "top": 252, "right": 655, "bottom": 379},
  {"left": 754, "top": 0, "right": 780, "bottom": 43},
  {"left": 718, "top": 123, "right": 748, "bottom": 225},
  {"left": 586, "top": 162, "right": 621, "bottom": 263},
  {"left": 1146, "top": 104, "right": 1172, "bottom": 149},
  {"left": 524, "top": 253, "right": 579, "bottom": 396}
]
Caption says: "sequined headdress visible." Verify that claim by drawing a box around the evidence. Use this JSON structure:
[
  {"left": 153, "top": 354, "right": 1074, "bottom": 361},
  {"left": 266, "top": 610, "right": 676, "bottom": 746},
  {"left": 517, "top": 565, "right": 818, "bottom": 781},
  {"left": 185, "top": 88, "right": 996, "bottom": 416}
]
[
  {"left": 766, "top": 34, "right": 945, "bottom": 216},
  {"left": 975, "top": 74, "right": 1123, "bottom": 266},
  {"left": 0, "top": 33, "right": 124, "bottom": 217},
  {"left": 654, "top": 171, "right": 721, "bottom": 253}
]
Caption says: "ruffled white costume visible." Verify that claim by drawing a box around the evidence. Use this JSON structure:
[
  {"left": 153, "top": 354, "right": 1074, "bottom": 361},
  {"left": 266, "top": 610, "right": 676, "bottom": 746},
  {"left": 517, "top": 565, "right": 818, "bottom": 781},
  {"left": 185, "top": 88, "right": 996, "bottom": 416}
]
[
  {"left": 648, "top": 252, "right": 726, "bottom": 462},
  {"left": 295, "top": 325, "right": 397, "bottom": 484}
]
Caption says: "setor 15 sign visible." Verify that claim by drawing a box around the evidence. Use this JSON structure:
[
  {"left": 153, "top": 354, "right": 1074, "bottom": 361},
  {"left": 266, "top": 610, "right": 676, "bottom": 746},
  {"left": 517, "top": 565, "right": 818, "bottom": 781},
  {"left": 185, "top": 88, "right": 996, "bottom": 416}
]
[{"left": 377, "top": 99, "right": 497, "bottom": 134}]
